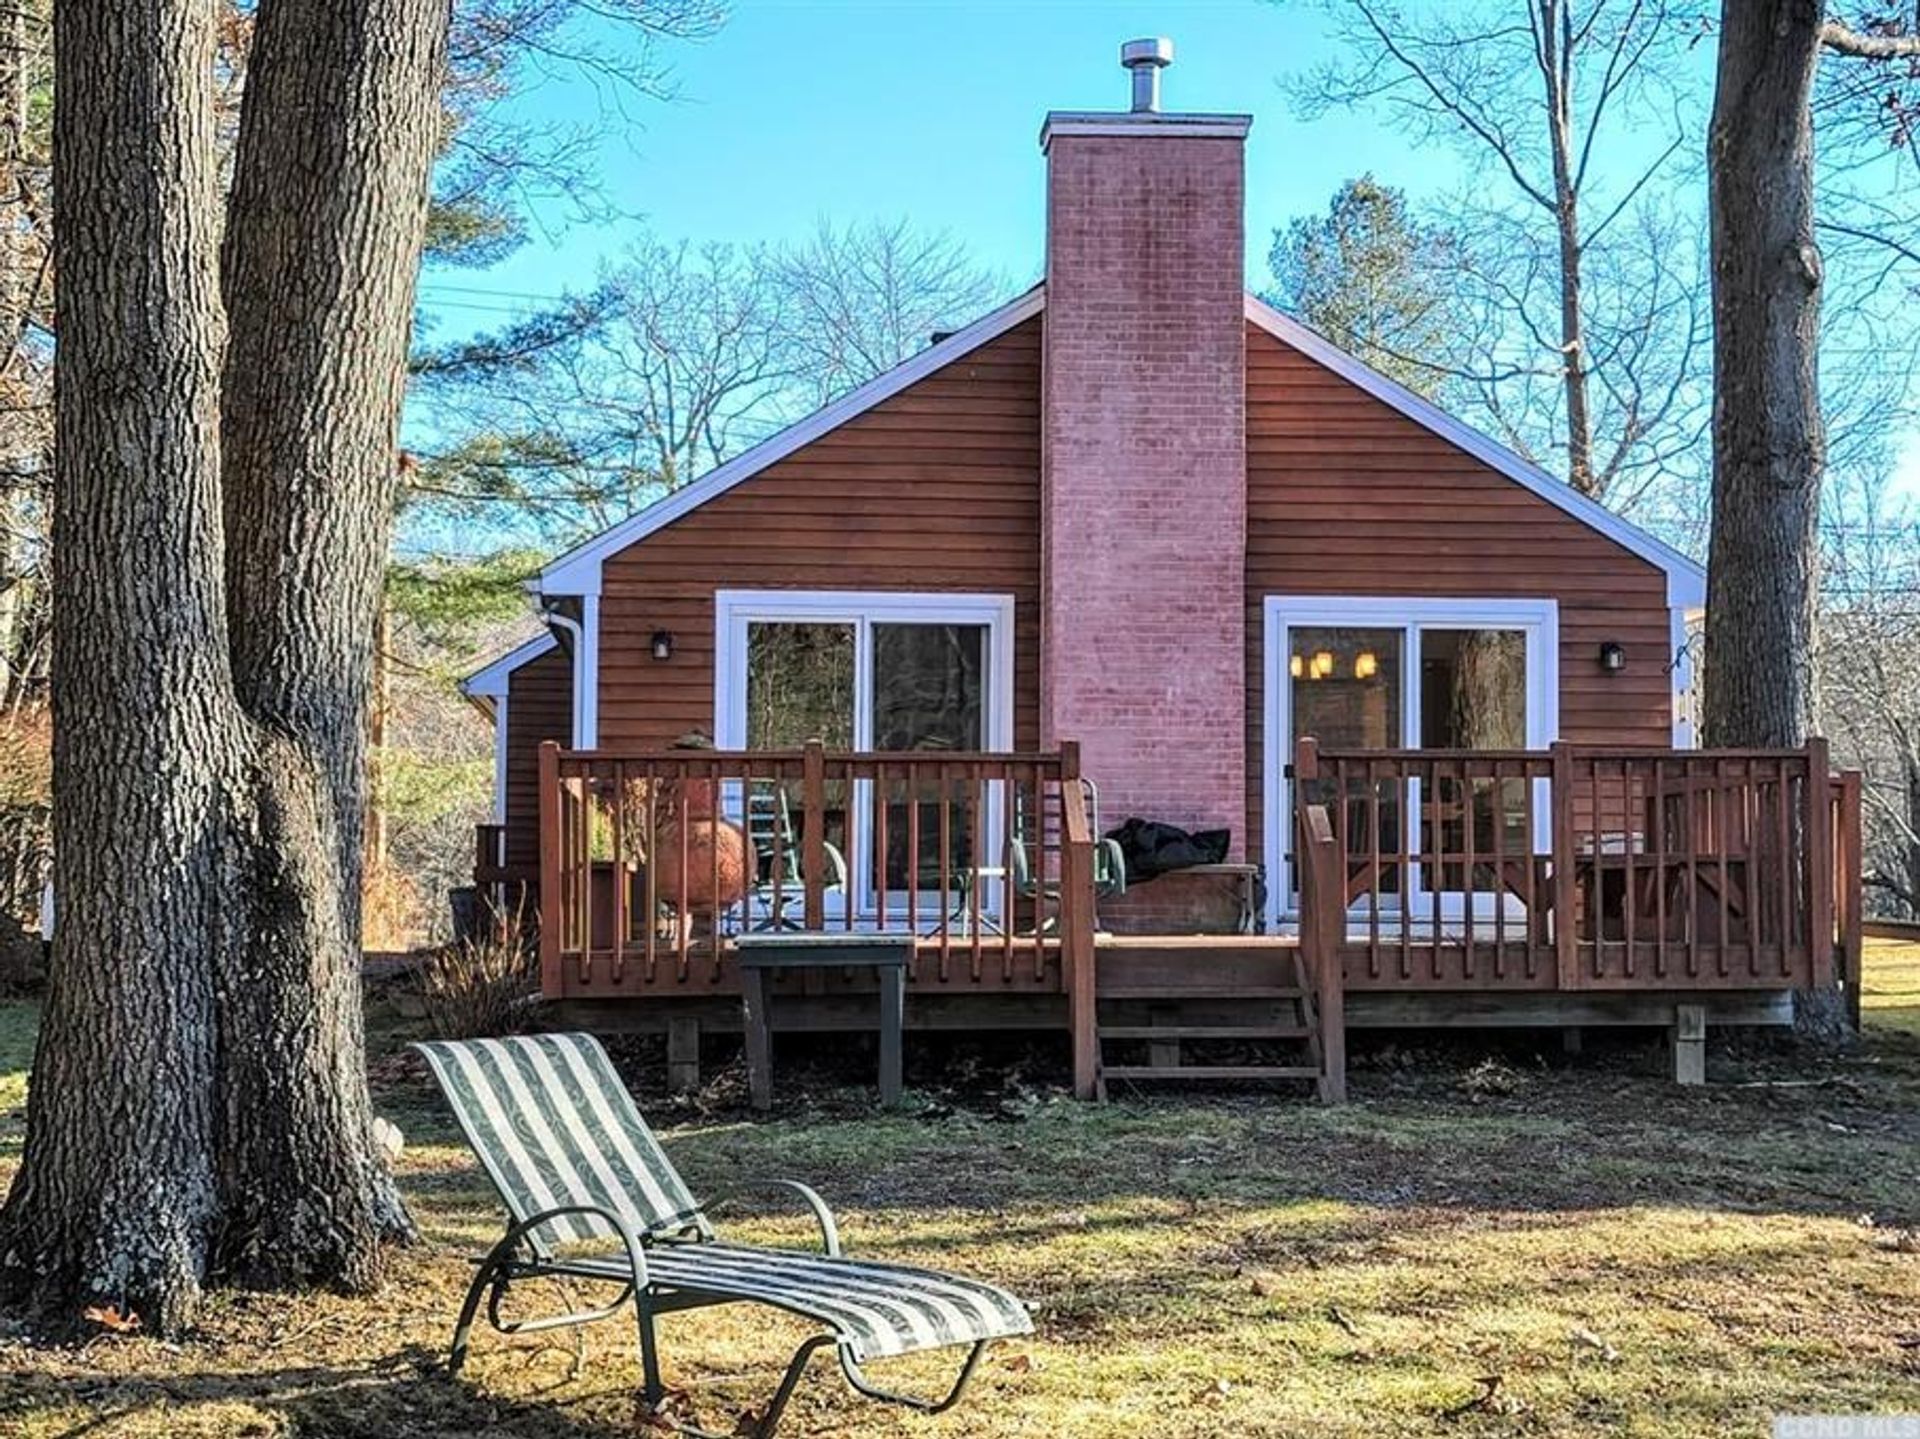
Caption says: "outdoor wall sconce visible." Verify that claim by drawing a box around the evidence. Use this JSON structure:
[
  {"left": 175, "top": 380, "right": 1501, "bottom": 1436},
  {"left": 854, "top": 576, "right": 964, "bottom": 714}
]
[
  {"left": 1598, "top": 640, "right": 1626, "bottom": 673},
  {"left": 651, "top": 630, "right": 674, "bottom": 662}
]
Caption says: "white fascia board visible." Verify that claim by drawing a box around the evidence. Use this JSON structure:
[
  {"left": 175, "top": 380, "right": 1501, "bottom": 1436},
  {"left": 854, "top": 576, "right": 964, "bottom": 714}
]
[
  {"left": 1242, "top": 293, "right": 1708, "bottom": 610},
  {"left": 460, "top": 628, "right": 558, "bottom": 702},
  {"left": 536, "top": 286, "right": 1048, "bottom": 600}
]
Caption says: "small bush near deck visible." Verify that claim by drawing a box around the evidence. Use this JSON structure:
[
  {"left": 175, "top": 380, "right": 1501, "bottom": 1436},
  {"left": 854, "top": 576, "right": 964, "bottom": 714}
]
[{"left": 416, "top": 925, "right": 537, "bottom": 1039}]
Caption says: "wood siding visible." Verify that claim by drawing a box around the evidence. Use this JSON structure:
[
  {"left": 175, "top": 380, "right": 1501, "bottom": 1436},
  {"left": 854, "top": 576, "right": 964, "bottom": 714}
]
[
  {"left": 594, "top": 316, "right": 1043, "bottom": 750},
  {"left": 506, "top": 310, "right": 1679, "bottom": 878},
  {"left": 1243, "top": 322, "right": 1675, "bottom": 851},
  {"left": 504, "top": 645, "right": 572, "bottom": 870}
]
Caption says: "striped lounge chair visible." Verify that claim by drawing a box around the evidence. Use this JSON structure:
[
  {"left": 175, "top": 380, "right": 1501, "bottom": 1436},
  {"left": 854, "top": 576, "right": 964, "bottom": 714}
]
[{"left": 414, "top": 1033, "right": 1032, "bottom": 1436}]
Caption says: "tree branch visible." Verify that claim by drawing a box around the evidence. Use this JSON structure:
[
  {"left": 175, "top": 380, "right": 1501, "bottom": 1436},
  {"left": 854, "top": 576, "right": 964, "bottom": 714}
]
[{"left": 1820, "top": 20, "right": 1920, "bottom": 59}]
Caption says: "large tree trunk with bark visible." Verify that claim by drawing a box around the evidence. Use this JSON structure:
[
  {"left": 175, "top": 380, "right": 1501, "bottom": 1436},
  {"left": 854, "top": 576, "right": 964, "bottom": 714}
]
[
  {"left": 0, "top": 0, "right": 234, "bottom": 1333},
  {"left": 1702, "top": 0, "right": 1825, "bottom": 748},
  {"left": 0, "top": 0, "right": 448, "bottom": 1331},
  {"left": 212, "top": 0, "right": 447, "bottom": 1287}
]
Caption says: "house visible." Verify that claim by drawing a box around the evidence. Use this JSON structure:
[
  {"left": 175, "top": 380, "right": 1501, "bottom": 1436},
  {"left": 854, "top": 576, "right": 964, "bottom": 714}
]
[{"left": 461, "top": 41, "right": 1862, "bottom": 1098}]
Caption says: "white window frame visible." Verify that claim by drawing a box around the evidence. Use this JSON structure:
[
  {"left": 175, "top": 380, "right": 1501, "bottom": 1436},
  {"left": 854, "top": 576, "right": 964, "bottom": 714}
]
[
  {"left": 1261, "top": 595, "right": 1561, "bottom": 931},
  {"left": 713, "top": 589, "right": 1016, "bottom": 923}
]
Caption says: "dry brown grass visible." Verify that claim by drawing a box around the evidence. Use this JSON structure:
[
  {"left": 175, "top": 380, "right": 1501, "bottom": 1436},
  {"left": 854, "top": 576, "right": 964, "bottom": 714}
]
[{"left": 0, "top": 953, "right": 1916, "bottom": 1438}]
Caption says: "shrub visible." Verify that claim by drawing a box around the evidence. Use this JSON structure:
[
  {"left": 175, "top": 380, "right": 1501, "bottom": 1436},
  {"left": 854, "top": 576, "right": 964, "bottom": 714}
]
[{"left": 416, "top": 923, "right": 539, "bottom": 1040}]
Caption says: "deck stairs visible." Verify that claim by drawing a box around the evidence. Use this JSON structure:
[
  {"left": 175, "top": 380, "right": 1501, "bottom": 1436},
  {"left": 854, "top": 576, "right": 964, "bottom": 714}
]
[{"left": 1090, "top": 936, "right": 1333, "bottom": 1099}]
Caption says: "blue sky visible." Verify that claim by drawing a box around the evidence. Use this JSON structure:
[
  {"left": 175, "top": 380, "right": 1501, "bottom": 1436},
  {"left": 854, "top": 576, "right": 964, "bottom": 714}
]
[
  {"left": 417, "top": 1, "right": 1476, "bottom": 327},
  {"left": 414, "top": 0, "right": 1918, "bottom": 500}
]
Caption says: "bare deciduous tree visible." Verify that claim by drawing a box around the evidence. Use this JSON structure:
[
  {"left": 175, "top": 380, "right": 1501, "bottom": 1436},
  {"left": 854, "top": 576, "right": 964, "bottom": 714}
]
[
  {"left": 770, "top": 217, "right": 1008, "bottom": 407},
  {"left": 408, "top": 220, "right": 1007, "bottom": 545},
  {"left": 1292, "top": 0, "right": 1709, "bottom": 499},
  {"left": 1820, "top": 464, "right": 1920, "bottom": 916}
]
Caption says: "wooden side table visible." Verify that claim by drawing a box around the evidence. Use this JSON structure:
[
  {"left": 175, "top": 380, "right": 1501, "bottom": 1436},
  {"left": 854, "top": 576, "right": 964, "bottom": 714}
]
[
  {"left": 733, "top": 933, "right": 915, "bottom": 1111},
  {"left": 1175, "top": 862, "right": 1264, "bottom": 933}
]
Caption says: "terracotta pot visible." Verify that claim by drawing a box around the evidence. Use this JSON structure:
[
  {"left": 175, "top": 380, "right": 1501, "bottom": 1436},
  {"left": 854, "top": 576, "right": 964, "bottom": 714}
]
[{"left": 651, "top": 775, "right": 750, "bottom": 911}]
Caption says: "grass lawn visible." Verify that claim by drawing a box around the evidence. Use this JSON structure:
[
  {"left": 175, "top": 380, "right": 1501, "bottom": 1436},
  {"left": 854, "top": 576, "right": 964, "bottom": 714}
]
[{"left": 0, "top": 955, "right": 1916, "bottom": 1438}]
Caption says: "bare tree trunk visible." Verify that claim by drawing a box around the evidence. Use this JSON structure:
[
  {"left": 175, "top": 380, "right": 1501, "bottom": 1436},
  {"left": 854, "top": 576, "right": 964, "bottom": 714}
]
[
  {"left": 0, "top": 0, "right": 233, "bottom": 1333},
  {"left": 211, "top": 0, "right": 446, "bottom": 1286},
  {"left": 1538, "top": 0, "right": 1597, "bottom": 497},
  {"left": 1702, "top": 0, "right": 1825, "bottom": 748}
]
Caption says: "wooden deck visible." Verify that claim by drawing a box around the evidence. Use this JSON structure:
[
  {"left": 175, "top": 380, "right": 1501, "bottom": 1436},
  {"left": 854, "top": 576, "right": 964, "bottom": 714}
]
[{"left": 481, "top": 738, "right": 1865, "bottom": 1101}]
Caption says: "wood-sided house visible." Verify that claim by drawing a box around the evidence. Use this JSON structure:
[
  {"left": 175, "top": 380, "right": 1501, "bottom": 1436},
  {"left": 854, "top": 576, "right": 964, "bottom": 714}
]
[{"left": 462, "top": 44, "right": 1863, "bottom": 1098}]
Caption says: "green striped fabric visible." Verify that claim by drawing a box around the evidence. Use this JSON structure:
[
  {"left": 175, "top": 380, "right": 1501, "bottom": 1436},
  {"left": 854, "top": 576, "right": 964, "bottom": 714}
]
[
  {"left": 567, "top": 1243, "right": 1035, "bottom": 1361},
  {"left": 413, "top": 1033, "right": 705, "bottom": 1251}
]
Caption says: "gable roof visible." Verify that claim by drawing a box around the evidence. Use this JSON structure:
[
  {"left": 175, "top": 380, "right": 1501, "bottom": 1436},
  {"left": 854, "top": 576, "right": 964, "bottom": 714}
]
[
  {"left": 460, "top": 628, "right": 558, "bottom": 711},
  {"left": 527, "top": 283, "right": 1704, "bottom": 611},
  {"left": 1243, "top": 294, "right": 1705, "bottom": 608},
  {"left": 537, "top": 285, "right": 1048, "bottom": 598}
]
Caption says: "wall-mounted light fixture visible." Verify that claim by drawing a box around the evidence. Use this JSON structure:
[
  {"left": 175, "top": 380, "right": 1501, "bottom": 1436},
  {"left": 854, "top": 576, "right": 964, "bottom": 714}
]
[
  {"left": 1598, "top": 640, "right": 1626, "bottom": 673},
  {"left": 651, "top": 630, "right": 674, "bottom": 662}
]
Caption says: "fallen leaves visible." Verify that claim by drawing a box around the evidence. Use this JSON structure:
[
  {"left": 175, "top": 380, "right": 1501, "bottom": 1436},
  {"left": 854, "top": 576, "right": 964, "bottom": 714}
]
[{"left": 81, "top": 1304, "right": 140, "bottom": 1334}]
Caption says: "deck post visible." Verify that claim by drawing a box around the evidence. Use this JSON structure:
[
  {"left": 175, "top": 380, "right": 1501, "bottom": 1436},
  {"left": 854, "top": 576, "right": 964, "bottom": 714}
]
[
  {"left": 666, "top": 1015, "right": 701, "bottom": 1093},
  {"left": 537, "top": 740, "right": 563, "bottom": 1000},
  {"left": 1060, "top": 770, "right": 1099, "bottom": 1100},
  {"left": 1804, "top": 738, "right": 1834, "bottom": 988},
  {"left": 801, "top": 738, "right": 826, "bottom": 931},
  {"left": 1550, "top": 741, "right": 1578, "bottom": 991},
  {"left": 1671, "top": 1003, "right": 1706, "bottom": 1085},
  {"left": 1837, "top": 770, "right": 1864, "bottom": 1030},
  {"left": 1291, "top": 734, "right": 1320, "bottom": 785},
  {"left": 1298, "top": 803, "right": 1347, "bottom": 1104}
]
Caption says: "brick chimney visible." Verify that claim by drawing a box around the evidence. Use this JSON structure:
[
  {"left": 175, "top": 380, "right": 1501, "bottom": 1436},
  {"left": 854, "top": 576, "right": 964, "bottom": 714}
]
[{"left": 1039, "top": 40, "right": 1252, "bottom": 852}]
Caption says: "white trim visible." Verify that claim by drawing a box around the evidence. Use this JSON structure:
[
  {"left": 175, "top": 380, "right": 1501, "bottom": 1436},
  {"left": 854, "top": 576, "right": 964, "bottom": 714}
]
[
  {"left": 1260, "top": 595, "right": 1561, "bottom": 933},
  {"left": 491, "top": 693, "right": 510, "bottom": 825},
  {"left": 713, "top": 589, "right": 1016, "bottom": 924},
  {"left": 537, "top": 288, "right": 1046, "bottom": 599},
  {"left": 578, "top": 593, "right": 601, "bottom": 749},
  {"left": 712, "top": 589, "right": 1015, "bottom": 753},
  {"left": 1670, "top": 605, "right": 1702, "bottom": 749},
  {"left": 535, "top": 285, "right": 1704, "bottom": 620},
  {"left": 1039, "top": 112, "right": 1252, "bottom": 150},
  {"left": 1242, "top": 294, "right": 1707, "bottom": 610},
  {"left": 460, "top": 629, "right": 557, "bottom": 702}
]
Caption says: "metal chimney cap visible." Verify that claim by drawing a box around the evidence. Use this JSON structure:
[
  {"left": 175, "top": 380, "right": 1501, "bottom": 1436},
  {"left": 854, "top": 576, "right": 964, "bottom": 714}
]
[
  {"left": 1121, "top": 37, "right": 1174, "bottom": 70},
  {"left": 1121, "top": 37, "right": 1174, "bottom": 112}
]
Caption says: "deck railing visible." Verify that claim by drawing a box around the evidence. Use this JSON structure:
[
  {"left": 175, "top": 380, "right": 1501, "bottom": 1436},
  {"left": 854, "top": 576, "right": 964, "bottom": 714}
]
[
  {"left": 1291, "top": 737, "right": 1864, "bottom": 993},
  {"left": 535, "top": 739, "right": 1098, "bottom": 1002}
]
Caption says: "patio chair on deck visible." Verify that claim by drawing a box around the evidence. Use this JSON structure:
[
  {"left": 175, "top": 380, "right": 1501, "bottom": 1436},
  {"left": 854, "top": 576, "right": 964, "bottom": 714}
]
[
  {"left": 953, "top": 778, "right": 1127, "bottom": 933},
  {"left": 414, "top": 1033, "right": 1031, "bottom": 1438},
  {"left": 744, "top": 782, "right": 849, "bottom": 931}
]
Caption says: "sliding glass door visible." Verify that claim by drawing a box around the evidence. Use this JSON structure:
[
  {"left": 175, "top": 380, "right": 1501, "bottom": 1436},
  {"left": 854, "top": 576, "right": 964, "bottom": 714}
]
[
  {"left": 1265, "top": 598, "right": 1558, "bottom": 925},
  {"left": 719, "top": 592, "right": 1012, "bottom": 922}
]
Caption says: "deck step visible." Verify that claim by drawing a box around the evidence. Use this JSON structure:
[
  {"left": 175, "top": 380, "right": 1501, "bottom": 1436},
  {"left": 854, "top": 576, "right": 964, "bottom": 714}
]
[
  {"left": 1097, "top": 1024, "right": 1310, "bottom": 1041},
  {"left": 1100, "top": 1065, "right": 1322, "bottom": 1082}
]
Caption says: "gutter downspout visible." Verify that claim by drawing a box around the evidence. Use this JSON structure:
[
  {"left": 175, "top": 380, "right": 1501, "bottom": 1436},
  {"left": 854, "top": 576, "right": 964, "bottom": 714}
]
[{"left": 541, "top": 601, "right": 591, "bottom": 751}]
